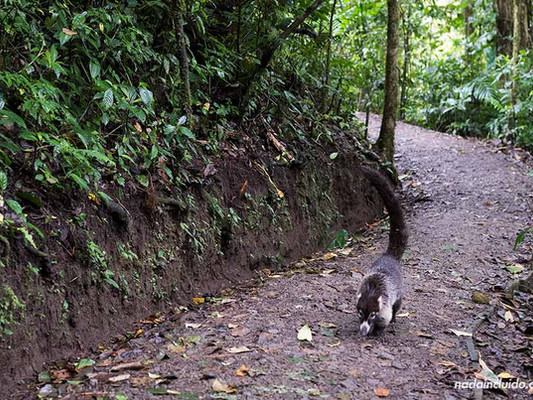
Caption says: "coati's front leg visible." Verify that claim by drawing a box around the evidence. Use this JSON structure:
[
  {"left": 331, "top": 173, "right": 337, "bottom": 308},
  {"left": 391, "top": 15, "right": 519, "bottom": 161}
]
[{"left": 391, "top": 297, "right": 402, "bottom": 323}]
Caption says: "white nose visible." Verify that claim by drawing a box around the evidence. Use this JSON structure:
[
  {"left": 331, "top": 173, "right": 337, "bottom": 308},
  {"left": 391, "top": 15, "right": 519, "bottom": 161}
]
[{"left": 360, "top": 321, "right": 370, "bottom": 336}]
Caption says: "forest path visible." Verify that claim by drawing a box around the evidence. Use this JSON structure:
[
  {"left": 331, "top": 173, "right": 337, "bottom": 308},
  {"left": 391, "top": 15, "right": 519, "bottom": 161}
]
[{"left": 26, "top": 117, "right": 533, "bottom": 400}]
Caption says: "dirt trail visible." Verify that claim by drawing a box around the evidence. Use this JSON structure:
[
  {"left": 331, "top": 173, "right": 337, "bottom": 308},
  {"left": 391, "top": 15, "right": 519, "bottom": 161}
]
[{"left": 20, "top": 116, "right": 533, "bottom": 399}]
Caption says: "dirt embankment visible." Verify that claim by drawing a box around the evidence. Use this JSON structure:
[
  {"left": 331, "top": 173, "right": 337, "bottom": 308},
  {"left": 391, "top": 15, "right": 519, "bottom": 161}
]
[{"left": 1, "top": 130, "right": 382, "bottom": 389}]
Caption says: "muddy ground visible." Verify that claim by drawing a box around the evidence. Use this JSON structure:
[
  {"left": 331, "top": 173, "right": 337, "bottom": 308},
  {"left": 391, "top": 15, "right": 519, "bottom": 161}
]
[{"left": 16, "top": 116, "right": 533, "bottom": 399}]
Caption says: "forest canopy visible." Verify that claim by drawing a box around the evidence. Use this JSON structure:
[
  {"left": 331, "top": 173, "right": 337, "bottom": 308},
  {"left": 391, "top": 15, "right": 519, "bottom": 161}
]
[{"left": 0, "top": 0, "right": 532, "bottom": 202}]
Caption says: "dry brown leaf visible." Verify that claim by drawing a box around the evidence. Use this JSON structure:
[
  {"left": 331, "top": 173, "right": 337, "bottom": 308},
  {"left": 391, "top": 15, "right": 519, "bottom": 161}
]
[
  {"left": 323, "top": 252, "right": 337, "bottom": 260},
  {"left": 497, "top": 372, "right": 515, "bottom": 379},
  {"left": 227, "top": 346, "right": 252, "bottom": 354},
  {"left": 133, "top": 122, "right": 142, "bottom": 132},
  {"left": 166, "top": 344, "right": 185, "bottom": 354},
  {"left": 236, "top": 365, "right": 250, "bottom": 377},
  {"left": 231, "top": 327, "right": 250, "bottom": 337},
  {"left": 374, "top": 387, "right": 390, "bottom": 397},
  {"left": 51, "top": 369, "right": 71, "bottom": 381},
  {"left": 108, "top": 373, "right": 130, "bottom": 383},
  {"left": 239, "top": 180, "right": 248, "bottom": 197},
  {"left": 212, "top": 378, "right": 236, "bottom": 393},
  {"left": 110, "top": 362, "right": 144, "bottom": 372}
]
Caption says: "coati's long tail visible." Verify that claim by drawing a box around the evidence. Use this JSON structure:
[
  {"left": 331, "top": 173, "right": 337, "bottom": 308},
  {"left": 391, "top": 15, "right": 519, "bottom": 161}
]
[{"left": 358, "top": 165, "right": 408, "bottom": 260}]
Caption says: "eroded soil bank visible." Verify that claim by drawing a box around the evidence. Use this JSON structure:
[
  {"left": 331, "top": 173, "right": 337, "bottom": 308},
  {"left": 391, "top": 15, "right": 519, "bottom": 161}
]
[
  {"left": 1, "top": 130, "right": 384, "bottom": 392},
  {"left": 12, "top": 117, "right": 533, "bottom": 399}
]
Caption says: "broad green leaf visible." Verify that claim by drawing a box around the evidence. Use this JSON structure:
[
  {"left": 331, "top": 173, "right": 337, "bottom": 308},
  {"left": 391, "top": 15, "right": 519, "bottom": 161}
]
[
  {"left": 0, "top": 171, "right": 7, "bottom": 191},
  {"left": 102, "top": 88, "right": 114, "bottom": 109},
  {"left": 75, "top": 358, "right": 95, "bottom": 371},
  {"left": 514, "top": 229, "right": 528, "bottom": 250},
  {"left": 6, "top": 199, "right": 23, "bottom": 215},
  {"left": 139, "top": 88, "right": 153, "bottom": 105},
  {"left": 137, "top": 174, "right": 149, "bottom": 187},
  {"left": 178, "top": 126, "right": 195, "bottom": 140},
  {"left": 68, "top": 174, "right": 89, "bottom": 191},
  {"left": 89, "top": 59, "right": 101, "bottom": 79}
]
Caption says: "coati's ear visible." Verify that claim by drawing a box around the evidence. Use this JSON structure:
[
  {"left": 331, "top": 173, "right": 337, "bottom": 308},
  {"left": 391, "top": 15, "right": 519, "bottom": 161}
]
[{"left": 377, "top": 296, "right": 383, "bottom": 310}]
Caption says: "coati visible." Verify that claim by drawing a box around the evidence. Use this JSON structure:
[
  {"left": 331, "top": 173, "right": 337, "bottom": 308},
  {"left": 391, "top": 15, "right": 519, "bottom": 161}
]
[{"left": 356, "top": 165, "right": 408, "bottom": 336}]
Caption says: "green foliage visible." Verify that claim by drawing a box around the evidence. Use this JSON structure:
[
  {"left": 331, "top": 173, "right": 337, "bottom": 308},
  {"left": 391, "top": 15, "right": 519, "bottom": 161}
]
[
  {"left": 328, "top": 229, "right": 351, "bottom": 249},
  {"left": 0, "top": 284, "right": 25, "bottom": 336}
]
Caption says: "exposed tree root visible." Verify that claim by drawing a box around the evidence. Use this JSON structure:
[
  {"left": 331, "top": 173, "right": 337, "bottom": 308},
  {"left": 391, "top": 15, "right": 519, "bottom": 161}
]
[
  {"left": 103, "top": 198, "right": 130, "bottom": 229},
  {"left": 22, "top": 240, "right": 50, "bottom": 259},
  {"left": 0, "top": 233, "right": 10, "bottom": 260}
]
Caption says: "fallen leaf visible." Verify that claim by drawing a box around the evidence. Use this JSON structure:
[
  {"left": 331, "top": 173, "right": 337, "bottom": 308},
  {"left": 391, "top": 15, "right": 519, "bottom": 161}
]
[
  {"left": 297, "top": 324, "right": 313, "bottom": 342},
  {"left": 227, "top": 346, "right": 252, "bottom": 354},
  {"left": 497, "top": 372, "right": 515, "bottom": 379},
  {"left": 185, "top": 323, "right": 202, "bottom": 329},
  {"left": 416, "top": 331, "right": 433, "bottom": 339},
  {"left": 227, "top": 323, "right": 239, "bottom": 329},
  {"left": 75, "top": 358, "right": 95, "bottom": 372},
  {"left": 439, "top": 361, "right": 456, "bottom": 368},
  {"left": 192, "top": 297, "right": 205, "bottom": 305},
  {"left": 51, "top": 369, "right": 71, "bottom": 381},
  {"left": 338, "top": 247, "right": 353, "bottom": 256},
  {"left": 323, "top": 252, "right": 337, "bottom": 260},
  {"left": 318, "top": 322, "right": 336, "bottom": 328},
  {"left": 374, "top": 387, "right": 390, "bottom": 397},
  {"left": 236, "top": 365, "right": 250, "bottom": 377},
  {"left": 108, "top": 374, "right": 130, "bottom": 383},
  {"left": 478, "top": 356, "right": 507, "bottom": 393},
  {"left": 506, "top": 264, "right": 524, "bottom": 274},
  {"left": 504, "top": 310, "right": 514, "bottom": 323},
  {"left": 212, "top": 378, "right": 236, "bottom": 394},
  {"left": 133, "top": 122, "right": 142, "bottom": 132},
  {"left": 471, "top": 292, "right": 490, "bottom": 304},
  {"left": 166, "top": 344, "right": 185, "bottom": 354},
  {"left": 231, "top": 327, "right": 250, "bottom": 337},
  {"left": 110, "top": 362, "right": 144, "bottom": 372},
  {"left": 450, "top": 329, "right": 472, "bottom": 337}
]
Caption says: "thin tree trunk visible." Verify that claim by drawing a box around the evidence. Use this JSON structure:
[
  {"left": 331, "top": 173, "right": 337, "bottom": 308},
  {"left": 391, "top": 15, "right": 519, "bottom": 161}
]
[
  {"left": 376, "top": 0, "right": 400, "bottom": 163},
  {"left": 240, "top": 0, "right": 325, "bottom": 108},
  {"left": 508, "top": 0, "right": 521, "bottom": 140},
  {"left": 399, "top": 4, "right": 411, "bottom": 120},
  {"left": 321, "top": 0, "right": 338, "bottom": 112},
  {"left": 175, "top": 0, "right": 193, "bottom": 125}
]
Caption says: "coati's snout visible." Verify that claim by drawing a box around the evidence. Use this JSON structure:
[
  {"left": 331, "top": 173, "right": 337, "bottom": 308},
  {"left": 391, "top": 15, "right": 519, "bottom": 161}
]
[{"left": 356, "top": 293, "right": 383, "bottom": 336}]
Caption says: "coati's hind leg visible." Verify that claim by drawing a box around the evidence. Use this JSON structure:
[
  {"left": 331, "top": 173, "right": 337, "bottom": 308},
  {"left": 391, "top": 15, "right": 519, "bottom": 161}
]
[{"left": 391, "top": 297, "right": 402, "bottom": 323}]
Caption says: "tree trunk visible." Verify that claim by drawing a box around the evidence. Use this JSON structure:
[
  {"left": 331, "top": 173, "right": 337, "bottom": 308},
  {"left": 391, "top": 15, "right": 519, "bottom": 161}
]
[
  {"left": 399, "top": 4, "right": 411, "bottom": 120},
  {"left": 376, "top": 0, "right": 400, "bottom": 163},
  {"left": 240, "top": 0, "right": 325, "bottom": 108},
  {"left": 175, "top": 0, "right": 193, "bottom": 125},
  {"left": 495, "top": 0, "right": 531, "bottom": 56},
  {"left": 508, "top": 0, "right": 521, "bottom": 139},
  {"left": 321, "top": 0, "right": 338, "bottom": 113}
]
